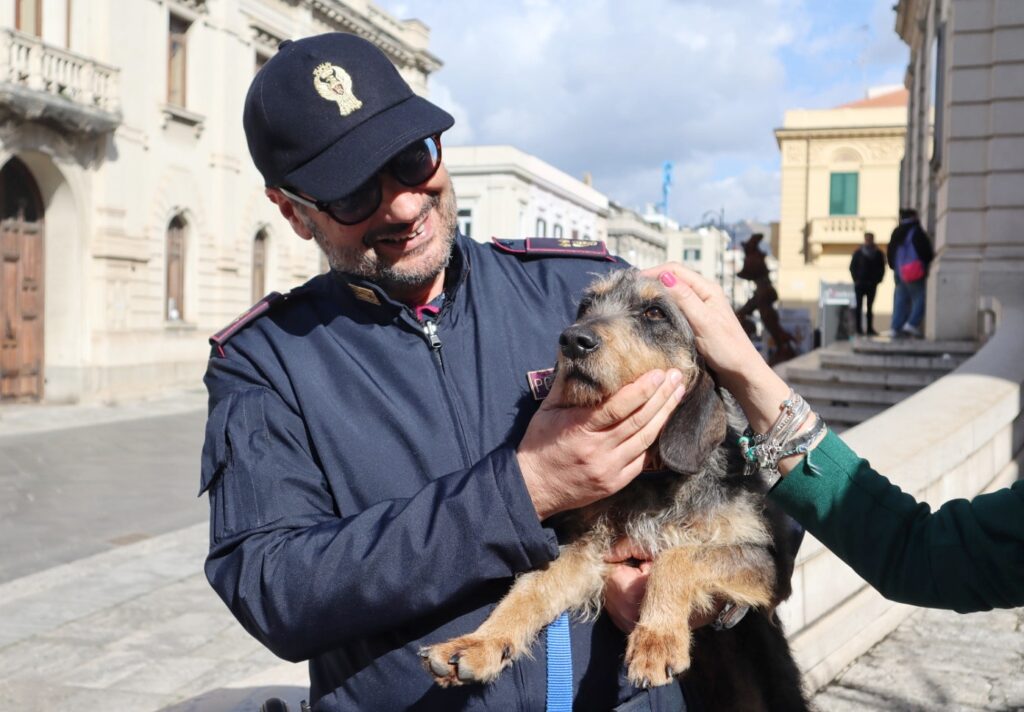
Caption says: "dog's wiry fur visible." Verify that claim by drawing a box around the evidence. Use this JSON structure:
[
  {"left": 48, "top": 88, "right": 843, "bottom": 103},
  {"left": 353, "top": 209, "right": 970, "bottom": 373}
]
[{"left": 421, "top": 271, "right": 809, "bottom": 709}]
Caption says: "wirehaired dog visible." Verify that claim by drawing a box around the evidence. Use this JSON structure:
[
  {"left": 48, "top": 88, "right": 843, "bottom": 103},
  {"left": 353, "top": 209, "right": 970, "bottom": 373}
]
[{"left": 422, "top": 270, "right": 808, "bottom": 709}]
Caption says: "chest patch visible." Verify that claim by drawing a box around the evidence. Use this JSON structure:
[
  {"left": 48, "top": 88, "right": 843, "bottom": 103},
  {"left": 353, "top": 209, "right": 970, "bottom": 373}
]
[{"left": 527, "top": 367, "right": 555, "bottom": 401}]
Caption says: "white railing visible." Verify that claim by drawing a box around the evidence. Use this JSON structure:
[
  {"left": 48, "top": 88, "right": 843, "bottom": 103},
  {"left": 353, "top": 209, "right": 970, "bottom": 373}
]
[
  {"left": 0, "top": 28, "right": 120, "bottom": 115},
  {"left": 808, "top": 215, "right": 866, "bottom": 243}
]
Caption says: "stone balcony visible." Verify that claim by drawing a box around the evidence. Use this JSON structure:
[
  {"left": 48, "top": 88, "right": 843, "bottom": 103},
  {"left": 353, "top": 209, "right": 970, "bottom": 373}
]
[
  {"left": 806, "top": 216, "right": 893, "bottom": 256},
  {"left": 0, "top": 28, "right": 121, "bottom": 135}
]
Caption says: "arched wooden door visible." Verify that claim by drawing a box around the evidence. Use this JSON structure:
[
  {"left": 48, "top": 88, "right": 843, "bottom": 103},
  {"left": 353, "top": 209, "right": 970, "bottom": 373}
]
[{"left": 0, "top": 158, "right": 44, "bottom": 401}]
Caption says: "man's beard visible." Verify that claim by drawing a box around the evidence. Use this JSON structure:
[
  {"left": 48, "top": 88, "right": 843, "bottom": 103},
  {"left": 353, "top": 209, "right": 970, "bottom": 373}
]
[{"left": 309, "top": 182, "right": 458, "bottom": 295}]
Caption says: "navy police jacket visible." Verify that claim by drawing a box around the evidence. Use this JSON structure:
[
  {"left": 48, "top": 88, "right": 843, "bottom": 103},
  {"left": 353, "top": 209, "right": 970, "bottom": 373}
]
[{"left": 200, "top": 234, "right": 688, "bottom": 711}]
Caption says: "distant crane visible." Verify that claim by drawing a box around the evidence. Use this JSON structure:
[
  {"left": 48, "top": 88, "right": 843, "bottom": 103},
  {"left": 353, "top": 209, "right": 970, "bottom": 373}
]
[{"left": 657, "top": 161, "right": 672, "bottom": 215}]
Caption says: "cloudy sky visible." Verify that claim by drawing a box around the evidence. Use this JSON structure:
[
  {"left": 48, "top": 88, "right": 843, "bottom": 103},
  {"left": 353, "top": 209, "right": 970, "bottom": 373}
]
[{"left": 377, "top": 0, "right": 908, "bottom": 226}]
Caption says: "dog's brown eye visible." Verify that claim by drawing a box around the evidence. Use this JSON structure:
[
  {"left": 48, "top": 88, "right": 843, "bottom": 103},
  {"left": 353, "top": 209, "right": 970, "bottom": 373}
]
[{"left": 644, "top": 306, "right": 666, "bottom": 321}]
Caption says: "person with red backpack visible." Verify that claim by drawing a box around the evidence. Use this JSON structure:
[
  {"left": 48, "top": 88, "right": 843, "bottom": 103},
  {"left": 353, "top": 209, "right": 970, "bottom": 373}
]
[{"left": 887, "top": 208, "right": 934, "bottom": 338}]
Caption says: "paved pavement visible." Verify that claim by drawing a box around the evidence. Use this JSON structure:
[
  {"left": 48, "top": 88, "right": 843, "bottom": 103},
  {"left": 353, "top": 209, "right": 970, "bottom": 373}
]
[
  {"left": 0, "top": 392, "right": 1021, "bottom": 711},
  {"left": 812, "top": 606, "right": 1024, "bottom": 711},
  {"left": 0, "top": 390, "right": 208, "bottom": 583},
  {"left": 0, "top": 392, "right": 308, "bottom": 711}
]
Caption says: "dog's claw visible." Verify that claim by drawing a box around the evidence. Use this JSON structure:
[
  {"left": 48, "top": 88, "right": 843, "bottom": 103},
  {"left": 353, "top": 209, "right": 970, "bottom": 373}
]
[
  {"left": 456, "top": 665, "right": 477, "bottom": 683},
  {"left": 417, "top": 647, "right": 430, "bottom": 659},
  {"left": 501, "top": 645, "right": 512, "bottom": 661},
  {"left": 666, "top": 666, "right": 676, "bottom": 678},
  {"left": 428, "top": 657, "right": 450, "bottom": 678},
  {"left": 449, "top": 653, "right": 461, "bottom": 665}
]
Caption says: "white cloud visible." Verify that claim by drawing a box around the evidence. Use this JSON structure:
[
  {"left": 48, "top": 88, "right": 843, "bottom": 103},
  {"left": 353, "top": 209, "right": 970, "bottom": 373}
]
[{"left": 380, "top": 0, "right": 904, "bottom": 225}]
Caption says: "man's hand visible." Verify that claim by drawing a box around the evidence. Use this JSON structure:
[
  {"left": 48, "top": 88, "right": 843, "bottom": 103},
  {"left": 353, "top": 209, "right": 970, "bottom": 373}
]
[
  {"left": 604, "top": 538, "right": 724, "bottom": 634},
  {"left": 604, "top": 538, "right": 653, "bottom": 633},
  {"left": 517, "top": 368, "right": 685, "bottom": 520}
]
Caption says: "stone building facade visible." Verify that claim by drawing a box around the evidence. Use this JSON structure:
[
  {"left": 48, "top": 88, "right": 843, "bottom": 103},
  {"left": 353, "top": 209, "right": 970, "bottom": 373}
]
[
  {"left": 896, "top": 0, "right": 1024, "bottom": 340},
  {"left": 443, "top": 144, "right": 609, "bottom": 248},
  {"left": 774, "top": 89, "right": 908, "bottom": 326},
  {"left": 605, "top": 202, "right": 668, "bottom": 269},
  {"left": 0, "top": 0, "right": 441, "bottom": 402}
]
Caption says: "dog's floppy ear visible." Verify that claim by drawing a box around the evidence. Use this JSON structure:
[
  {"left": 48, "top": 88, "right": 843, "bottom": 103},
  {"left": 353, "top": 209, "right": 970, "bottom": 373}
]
[{"left": 657, "top": 368, "right": 727, "bottom": 474}]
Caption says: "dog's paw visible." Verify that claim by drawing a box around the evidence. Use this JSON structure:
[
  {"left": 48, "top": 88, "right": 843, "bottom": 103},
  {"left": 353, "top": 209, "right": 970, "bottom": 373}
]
[
  {"left": 419, "top": 634, "right": 516, "bottom": 687},
  {"left": 625, "top": 625, "right": 691, "bottom": 688}
]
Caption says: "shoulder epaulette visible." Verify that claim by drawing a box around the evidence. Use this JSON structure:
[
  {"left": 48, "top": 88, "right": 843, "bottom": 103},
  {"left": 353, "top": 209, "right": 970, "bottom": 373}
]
[
  {"left": 491, "top": 237, "right": 616, "bottom": 262},
  {"left": 209, "top": 287, "right": 307, "bottom": 357}
]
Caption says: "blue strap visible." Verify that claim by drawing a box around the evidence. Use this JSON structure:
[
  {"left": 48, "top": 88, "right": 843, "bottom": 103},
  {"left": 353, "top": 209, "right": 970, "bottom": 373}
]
[{"left": 545, "top": 611, "right": 573, "bottom": 712}]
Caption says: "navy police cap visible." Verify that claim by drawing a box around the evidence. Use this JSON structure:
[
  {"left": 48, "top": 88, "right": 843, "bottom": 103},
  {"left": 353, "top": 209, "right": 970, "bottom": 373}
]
[{"left": 243, "top": 33, "right": 454, "bottom": 202}]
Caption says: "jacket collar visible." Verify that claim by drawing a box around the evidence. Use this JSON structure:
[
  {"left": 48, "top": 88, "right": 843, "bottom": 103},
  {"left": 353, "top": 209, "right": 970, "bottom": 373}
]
[{"left": 329, "top": 233, "right": 470, "bottom": 322}]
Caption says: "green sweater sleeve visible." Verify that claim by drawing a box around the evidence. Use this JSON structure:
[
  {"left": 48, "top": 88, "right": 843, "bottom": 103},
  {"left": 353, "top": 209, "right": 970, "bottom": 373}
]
[{"left": 769, "top": 430, "right": 1024, "bottom": 612}]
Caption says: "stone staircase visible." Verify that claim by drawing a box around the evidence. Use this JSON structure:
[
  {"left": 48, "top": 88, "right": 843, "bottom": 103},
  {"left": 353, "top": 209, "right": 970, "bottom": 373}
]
[{"left": 777, "top": 337, "right": 980, "bottom": 432}]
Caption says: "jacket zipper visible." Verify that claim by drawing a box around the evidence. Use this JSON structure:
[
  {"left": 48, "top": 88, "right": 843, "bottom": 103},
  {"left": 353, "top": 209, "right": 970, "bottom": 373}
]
[
  {"left": 423, "top": 320, "right": 443, "bottom": 366},
  {"left": 419, "top": 317, "right": 471, "bottom": 465}
]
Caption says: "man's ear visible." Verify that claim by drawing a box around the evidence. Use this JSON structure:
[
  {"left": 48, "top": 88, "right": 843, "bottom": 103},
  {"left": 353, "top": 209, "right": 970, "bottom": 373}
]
[
  {"left": 266, "top": 188, "right": 314, "bottom": 241},
  {"left": 657, "top": 368, "right": 727, "bottom": 474}
]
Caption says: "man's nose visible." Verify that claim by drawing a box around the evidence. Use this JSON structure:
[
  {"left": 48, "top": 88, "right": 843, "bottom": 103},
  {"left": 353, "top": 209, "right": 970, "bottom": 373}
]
[{"left": 379, "top": 173, "right": 425, "bottom": 223}]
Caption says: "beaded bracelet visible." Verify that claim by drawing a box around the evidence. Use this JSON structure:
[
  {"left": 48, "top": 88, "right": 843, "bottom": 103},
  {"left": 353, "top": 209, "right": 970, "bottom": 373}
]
[{"left": 739, "top": 389, "right": 827, "bottom": 487}]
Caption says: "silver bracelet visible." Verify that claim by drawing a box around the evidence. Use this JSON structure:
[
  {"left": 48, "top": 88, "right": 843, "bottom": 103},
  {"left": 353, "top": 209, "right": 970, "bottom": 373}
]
[{"left": 740, "top": 389, "right": 827, "bottom": 486}]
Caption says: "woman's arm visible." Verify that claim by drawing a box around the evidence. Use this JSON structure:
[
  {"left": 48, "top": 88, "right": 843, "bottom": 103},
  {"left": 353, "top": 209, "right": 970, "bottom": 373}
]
[{"left": 643, "top": 263, "right": 1024, "bottom": 612}]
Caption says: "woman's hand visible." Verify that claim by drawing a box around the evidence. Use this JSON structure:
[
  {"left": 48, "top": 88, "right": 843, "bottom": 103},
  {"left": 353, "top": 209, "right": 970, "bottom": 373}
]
[
  {"left": 639, "top": 263, "right": 791, "bottom": 434},
  {"left": 638, "top": 263, "right": 764, "bottom": 389}
]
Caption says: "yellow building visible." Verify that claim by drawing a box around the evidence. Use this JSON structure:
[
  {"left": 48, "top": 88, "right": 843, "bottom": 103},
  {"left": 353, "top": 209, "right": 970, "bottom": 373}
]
[{"left": 774, "top": 88, "right": 908, "bottom": 327}]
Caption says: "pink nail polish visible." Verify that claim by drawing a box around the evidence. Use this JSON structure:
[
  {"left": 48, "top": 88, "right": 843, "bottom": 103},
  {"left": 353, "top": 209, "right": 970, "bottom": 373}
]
[{"left": 659, "top": 272, "right": 677, "bottom": 287}]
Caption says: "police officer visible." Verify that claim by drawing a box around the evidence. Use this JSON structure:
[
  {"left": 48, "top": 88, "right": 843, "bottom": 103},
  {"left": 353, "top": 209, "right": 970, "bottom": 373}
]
[{"left": 201, "top": 33, "right": 691, "bottom": 710}]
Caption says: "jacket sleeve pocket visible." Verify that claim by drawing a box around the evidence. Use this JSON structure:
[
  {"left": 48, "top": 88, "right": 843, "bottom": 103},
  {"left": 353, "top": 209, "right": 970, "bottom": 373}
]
[{"left": 199, "top": 390, "right": 270, "bottom": 543}]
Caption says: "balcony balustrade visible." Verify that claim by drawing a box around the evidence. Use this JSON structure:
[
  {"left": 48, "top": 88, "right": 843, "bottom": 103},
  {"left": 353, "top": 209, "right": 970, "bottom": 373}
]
[
  {"left": 806, "top": 216, "right": 894, "bottom": 258},
  {"left": 0, "top": 28, "right": 121, "bottom": 134}
]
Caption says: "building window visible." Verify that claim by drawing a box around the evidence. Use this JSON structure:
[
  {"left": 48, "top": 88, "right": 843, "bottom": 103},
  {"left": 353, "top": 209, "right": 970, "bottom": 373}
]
[
  {"left": 829, "top": 172, "right": 858, "bottom": 216},
  {"left": 16, "top": 0, "right": 42, "bottom": 37},
  {"left": 535, "top": 218, "right": 547, "bottom": 237},
  {"left": 457, "top": 208, "right": 473, "bottom": 238},
  {"left": 252, "top": 229, "right": 268, "bottom": 303},
  {"left": 572, "top": 229, "right": 579, "bottom": 240},
  {"left": 683, "top": 248, "right": 702, "bottom": 261},
  {"left": 553, "top": 224, "right": 563, "bottom": 238},
  {"left": 168, "top": 14, "right": 190, "bottom": 107},
  {"left": 166, "top": 215, "right": 186, "bottom": 321}
]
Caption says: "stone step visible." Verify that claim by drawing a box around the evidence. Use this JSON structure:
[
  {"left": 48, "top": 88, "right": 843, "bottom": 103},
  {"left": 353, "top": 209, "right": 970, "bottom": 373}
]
[
  {"left": 818, "top": 351, "right": 965, "bottom": 372},
  {"left": 850, "top": 336, "right": 979, "bottom": 357},
  {"left": 811, "top": 402, "right": 888, "bottom": 427},
  {"left": 787, "top": 366, "right": 937, "bottom": 390},
  {"left": 797, "top": 383, "right": 910, "bottom": 407}
]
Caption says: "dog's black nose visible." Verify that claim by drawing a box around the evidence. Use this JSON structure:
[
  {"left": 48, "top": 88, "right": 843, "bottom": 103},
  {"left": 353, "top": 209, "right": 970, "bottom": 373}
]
[{"left": 559, "top": 326, "right": 601, "bottom": 358}]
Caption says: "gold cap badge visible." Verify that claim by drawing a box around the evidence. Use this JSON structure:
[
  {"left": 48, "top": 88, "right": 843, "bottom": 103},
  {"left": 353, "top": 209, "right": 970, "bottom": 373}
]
[{"left": 312, "top": 62, "right": 363, "bottom": 116}]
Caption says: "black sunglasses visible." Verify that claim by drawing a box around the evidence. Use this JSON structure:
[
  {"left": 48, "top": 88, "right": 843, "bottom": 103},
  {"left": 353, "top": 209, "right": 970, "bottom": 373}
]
[{"left": 281, "top": 135, "right": 443, "bottom": 226}]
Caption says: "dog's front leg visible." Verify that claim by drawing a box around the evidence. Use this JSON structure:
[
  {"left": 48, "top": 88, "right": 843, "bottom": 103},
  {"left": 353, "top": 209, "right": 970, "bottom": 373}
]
[
  {"left": 625, "top": 545, "right": 707, "bottom": 688},
  {"left": 626, "top": 544, "right": 778, "bottom": 688},
  {"left": 422, "top": 537, "right": 607, "bottom": 687}
]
